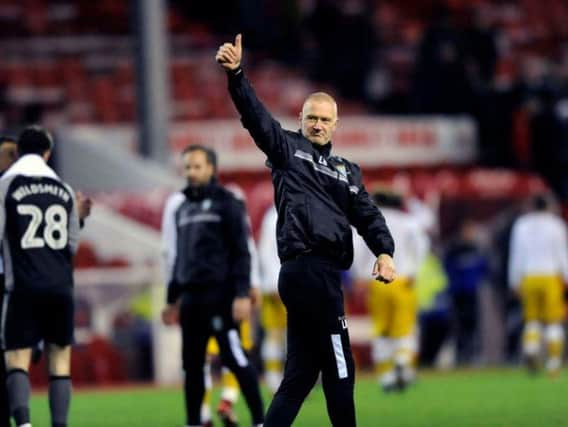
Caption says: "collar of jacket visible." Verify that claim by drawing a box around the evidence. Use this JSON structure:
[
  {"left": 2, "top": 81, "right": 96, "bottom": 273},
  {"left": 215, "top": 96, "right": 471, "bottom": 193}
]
[
  {"left": 298, "top": 130, "right": 333, "bottom": 156},
  {"left": 2, "top": 154, "right": 60, "bottom": 181},
  {"left": 313, "top": 141, "right": 332, "bottom": 157},
  {"left": 182, "top": 177, "right": 219, "bottom": 201}
]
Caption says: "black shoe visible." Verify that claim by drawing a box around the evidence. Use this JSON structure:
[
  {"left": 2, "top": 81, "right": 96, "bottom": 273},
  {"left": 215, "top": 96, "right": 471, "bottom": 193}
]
[
  {"left": 394, "top": 364, "right": 407, "bottom": 392},
  {"left": 526, "top": 354, "right": 541, "bottom": 376},
  {"left": 382, "top": 382, "right": 398, "bottom": 393}
]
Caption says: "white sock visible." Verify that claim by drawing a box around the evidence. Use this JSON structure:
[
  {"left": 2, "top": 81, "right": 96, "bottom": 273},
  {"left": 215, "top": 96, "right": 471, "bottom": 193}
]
[
  {"left": 546, "top": 357, "right": 562, "bottom": 372},
  {"left": 380, "top": 370, "right": 396, "bottom": 388},
  {"left": 372, "top": 337, "right": 394, "bottom": 364},
  {"left": 523, "top": 321, "right": 542, "bottom": 356},
  {"left": 265, "top": 371, "right": 283, "bottom": 393},
  {"left": 200, "top": 403, "right": 211, "bottom": 423},
  {"left": 221, "top": 388, "right": 239, "bottom": 403}
]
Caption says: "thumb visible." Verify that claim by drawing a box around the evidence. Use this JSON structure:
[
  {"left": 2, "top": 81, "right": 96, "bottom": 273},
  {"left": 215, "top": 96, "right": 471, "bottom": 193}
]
[{"left": 235, "top": 33, "right": 242, "bottom": 50}]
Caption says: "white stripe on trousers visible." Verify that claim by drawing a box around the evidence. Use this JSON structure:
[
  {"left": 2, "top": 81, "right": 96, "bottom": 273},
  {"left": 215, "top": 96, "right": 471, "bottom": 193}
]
[
  {"left": 331, "top": 334, "right": 348, "bottom": 379},
  {"left": 228, "top": 329, "right": 249, "bottom": 367}
]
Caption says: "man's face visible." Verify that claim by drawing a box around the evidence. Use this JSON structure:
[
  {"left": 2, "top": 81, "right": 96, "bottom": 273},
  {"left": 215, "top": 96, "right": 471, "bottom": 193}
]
[
  {"left": 300, "top": 99, "right": 338, "bottom": 146},
  {"left": 183, "top": 150, "right": 214, "bottom": 187},
  {"left": 0, "top": 142, "right": 17, "bottom": 172}
]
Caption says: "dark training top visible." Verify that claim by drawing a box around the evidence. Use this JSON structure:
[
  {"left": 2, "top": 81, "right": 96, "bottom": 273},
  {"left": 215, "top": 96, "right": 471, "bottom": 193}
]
[
  {"left": 163, "top": 179, "right": 251, "bottom": 304},
  {"left": 227, "top": 68, "right": 394, "bottom": 270}
]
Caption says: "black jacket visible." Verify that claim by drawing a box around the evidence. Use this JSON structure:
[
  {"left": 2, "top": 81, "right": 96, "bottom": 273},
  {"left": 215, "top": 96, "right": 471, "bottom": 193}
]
[
  {"left": 166, "top": 179, "right": 251, "bottom": 303},
  {"left": 228, "top": 69, "right": 394, "bottom": 269}
]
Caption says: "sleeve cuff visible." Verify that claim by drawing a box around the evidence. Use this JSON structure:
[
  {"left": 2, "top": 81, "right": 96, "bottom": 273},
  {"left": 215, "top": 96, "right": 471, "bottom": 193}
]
[
  {"left": 382, "top": 247, "right": 395, "bottom": 258},
  {"left": 166, "top": 282, "right": 181, "bottom": 304},
  {"left": 227, "top": 67, "right": 244, "bottom": 83},
  {"left": 372, "top": 241, "right": 394, "bottom": 258},
  {"left": 235, "top": 281, "right": 250, "bottom": 297}
]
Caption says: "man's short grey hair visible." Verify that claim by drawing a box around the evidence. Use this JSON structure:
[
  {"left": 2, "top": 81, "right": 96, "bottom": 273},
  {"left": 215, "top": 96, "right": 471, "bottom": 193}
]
[{"left": 302, "top": 92, "right": 338, "bottom": 118}]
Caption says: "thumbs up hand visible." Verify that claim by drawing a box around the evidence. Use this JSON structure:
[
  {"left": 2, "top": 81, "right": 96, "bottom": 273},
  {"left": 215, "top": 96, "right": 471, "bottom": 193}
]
[{"left": 216, "top": 34, "right": 243, "bottom": 71}]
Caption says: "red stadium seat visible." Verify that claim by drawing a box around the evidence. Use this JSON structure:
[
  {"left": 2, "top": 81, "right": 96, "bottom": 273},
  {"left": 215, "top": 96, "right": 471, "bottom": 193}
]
[
  {"left": 74, "top": 241, "right": 99, "bottom": 269},
  {"left": 85, "top": 336, "right": 127, "bottom": 384}
]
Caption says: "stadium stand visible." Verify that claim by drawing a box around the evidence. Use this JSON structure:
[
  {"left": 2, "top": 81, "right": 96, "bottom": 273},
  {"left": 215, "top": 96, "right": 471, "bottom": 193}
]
[
  {"left": 1, "top": 0, "right": 567, "bottom": 386},
  {"left": 0, "top": 1, "right": 563, "bottom": 125}
]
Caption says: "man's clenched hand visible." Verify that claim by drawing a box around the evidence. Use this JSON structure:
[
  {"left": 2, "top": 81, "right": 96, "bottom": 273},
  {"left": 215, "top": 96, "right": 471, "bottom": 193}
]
[
  {"left": 233, "top": 296, "right": 251, "bottom": 322},
  {"left": 372, "top": 254, "right": 396, "bottom": 284}
]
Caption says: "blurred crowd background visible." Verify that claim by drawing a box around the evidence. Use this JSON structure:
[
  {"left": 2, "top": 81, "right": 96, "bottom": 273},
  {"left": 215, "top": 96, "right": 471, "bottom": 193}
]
[{"left": 1, "top": 0, "right": 567, "bottom": 386}]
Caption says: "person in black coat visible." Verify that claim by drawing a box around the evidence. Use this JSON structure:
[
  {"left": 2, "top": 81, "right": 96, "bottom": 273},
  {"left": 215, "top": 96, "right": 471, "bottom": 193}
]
[
  {"left": 216, "top": 35, "right": 396, "bottom": 427},
  {"left": 161, "top": 145, "right": 264, "bottom": 427}
]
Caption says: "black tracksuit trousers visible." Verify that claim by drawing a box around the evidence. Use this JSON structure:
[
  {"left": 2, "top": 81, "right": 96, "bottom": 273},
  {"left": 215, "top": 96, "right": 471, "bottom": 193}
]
[
  {"left": 180, "top": 293, "right": 264, "bottom": 426},
  {"left": 265, "top": 254, "right": 356, "bottom": 427}
]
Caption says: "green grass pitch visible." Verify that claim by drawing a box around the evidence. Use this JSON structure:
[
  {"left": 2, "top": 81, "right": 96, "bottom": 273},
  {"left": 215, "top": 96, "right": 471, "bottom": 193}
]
[{"left": 28, "top": 368, "right": 568, "bottom": 426}]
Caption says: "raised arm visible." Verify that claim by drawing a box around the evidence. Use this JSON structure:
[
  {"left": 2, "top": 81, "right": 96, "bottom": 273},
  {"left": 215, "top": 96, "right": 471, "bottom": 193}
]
[{"left": 216, "top": 34, "right": 290, "bottom": 167}]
